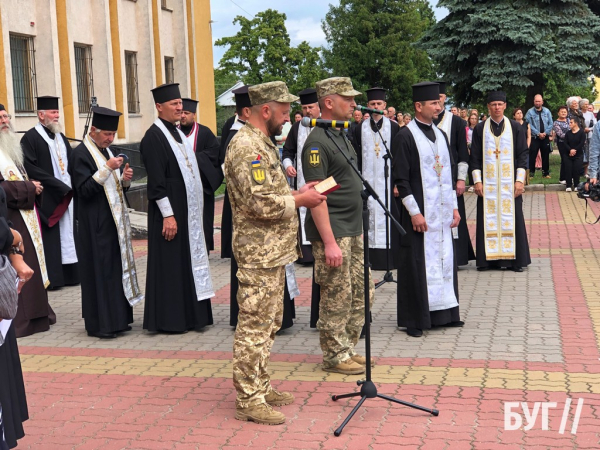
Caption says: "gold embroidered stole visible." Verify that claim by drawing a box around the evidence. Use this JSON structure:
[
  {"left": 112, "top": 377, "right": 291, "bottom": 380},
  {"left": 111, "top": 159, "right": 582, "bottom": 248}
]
[{"left": 482, "top": 118, "right": 516, "bottom": 260}]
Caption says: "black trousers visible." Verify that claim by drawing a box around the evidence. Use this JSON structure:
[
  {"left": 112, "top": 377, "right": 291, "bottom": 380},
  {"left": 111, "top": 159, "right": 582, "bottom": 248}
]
[
  {"left": 557, "top": 140, "right": 568, "bottom": 181},
  {"left": 529, "top": 136, "right": 550, "bottom": 176},
  {"left": 564, "top": 155, "right": 582, "bottom": 188}
]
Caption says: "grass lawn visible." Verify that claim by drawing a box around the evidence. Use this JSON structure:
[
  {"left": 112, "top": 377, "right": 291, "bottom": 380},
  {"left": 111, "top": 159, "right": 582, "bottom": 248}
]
[
  {"left": 528, "top": 152, "right": 562, "bottom": 185},
  {"left": 215, "top": 182, "right": 226, "bottom": 196}
]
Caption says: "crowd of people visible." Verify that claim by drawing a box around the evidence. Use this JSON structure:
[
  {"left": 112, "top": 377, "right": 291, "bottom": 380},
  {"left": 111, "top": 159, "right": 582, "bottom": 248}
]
[{"left": 0, "top": 72, "right": 598, "bottom": 443}]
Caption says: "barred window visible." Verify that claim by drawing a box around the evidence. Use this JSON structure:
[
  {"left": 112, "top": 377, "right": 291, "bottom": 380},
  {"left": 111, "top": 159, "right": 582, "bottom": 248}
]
[
  {"left": 9, "top": 34, "right": 37, "bottom": 113},
  {"left": 165, "top": 57, "right": 174, "bottom": 84},
  {"left": 125, "top": 51, "right": 140, "bottom": 114},
  {"left": 161, "top": 0, "right": 168, "bottom": 9},
  {"left": 74, "top": 44, "right": 94, "bottom": 113}
]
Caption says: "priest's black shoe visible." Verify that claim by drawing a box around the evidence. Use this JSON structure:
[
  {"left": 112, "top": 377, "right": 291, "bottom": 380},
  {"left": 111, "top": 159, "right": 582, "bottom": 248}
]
[
  {"left": 511, "top": 267, "right": 523, "bottom": 273},
  {"left": 406, "top": 327, "right": 423, "bottom": 337},
  {"left": 446, "top": 321, "right": 465, "bottom": 328},
  {"left": 87, "top": 331, "right": 117, "bottom": 339}
]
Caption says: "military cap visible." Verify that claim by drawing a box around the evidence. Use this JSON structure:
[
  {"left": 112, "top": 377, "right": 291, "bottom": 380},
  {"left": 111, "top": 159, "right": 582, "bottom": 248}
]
[
  {"left": 91, "top": 106, "right": 122, "bottom": 131},
  {"left": 487, "top": 91, "right": 507, "bottom": 103},
  {"left": 248, "top": 81, "right": 299, "bottom": 106},
  {"left": 37, "top": 96, "right": 59, "bottom": 110},
  {"left": 316, "top": 77, "right": 361, "bottom": 99}
]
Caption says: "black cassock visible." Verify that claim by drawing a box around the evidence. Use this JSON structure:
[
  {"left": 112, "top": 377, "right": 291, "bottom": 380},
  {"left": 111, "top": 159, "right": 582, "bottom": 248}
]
[
  {"left": 469, "top": 118, "right": 531, "bottom": 269},
  {"left": 180, "top": 123, "right": 223, "bottom": 253},
  {"left": 140, "top": 119, "right": 213, "bottom": 332},
  {"left": 433, "top": 111, "right": 475, "bottom": 266},
  {"left": 0, "top": 173, "right": 55, "bottom": 338},
  {"left": 21, "top": 126, "right": 79, "bottom": 288},
  {"left": 68, "top": 143, "right": 133, "bottom": 334},
  {"left": 392, "top": 122, "right": 460, "bottom": 329},
  {"left": 282, "top": 120, "right": 314, "bottom": 264},
  {"left": 221, "top": 123, "right": 295, "bottom": 329},
  {"left": 0, "top": 187, "right": 28, "bottom": 449}
]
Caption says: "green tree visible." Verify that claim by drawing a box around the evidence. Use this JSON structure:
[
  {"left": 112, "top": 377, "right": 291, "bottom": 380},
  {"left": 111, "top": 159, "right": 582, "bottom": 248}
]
[
  {"left": 215, "top": 9, "right": 328, "bottom": 95},
  {"left": 322, "top": 0, "right": 435, "bottom": 112},
  {"left": 418, "top": 0, "right": 600, "bottom": 107}
]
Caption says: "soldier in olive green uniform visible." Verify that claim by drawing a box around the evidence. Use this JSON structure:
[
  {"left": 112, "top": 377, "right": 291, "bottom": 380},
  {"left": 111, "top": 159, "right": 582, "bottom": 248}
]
[
  {"left": 303, "top": 77, "right": 375, "bottom": 375},
  {"left": 225, "top": 81, "right": 326, "bottom": 425}
]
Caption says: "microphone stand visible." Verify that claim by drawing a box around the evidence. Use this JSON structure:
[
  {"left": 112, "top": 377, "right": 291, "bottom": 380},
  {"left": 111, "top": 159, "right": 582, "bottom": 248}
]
[
  {"left": 370, "top": 117, "right": 396, "bottom": 289},
  {"left": 322, "top": 127, "right": 438, "bottom": 437}
]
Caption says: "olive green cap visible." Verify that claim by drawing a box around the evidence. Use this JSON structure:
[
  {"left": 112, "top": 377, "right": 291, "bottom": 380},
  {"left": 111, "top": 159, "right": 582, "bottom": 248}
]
[{"left": 315, "top": 77, "right": 361, "bottom": 99}]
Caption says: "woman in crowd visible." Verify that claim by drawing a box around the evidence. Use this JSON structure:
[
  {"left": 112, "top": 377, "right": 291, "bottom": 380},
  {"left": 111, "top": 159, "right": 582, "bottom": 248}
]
[
  {"left": 403, "top": 113, "right": 412, "bottom": 126},
  {"left": 553, "top": 106, "right": 570, "bottom": 184},
  {"left": 513, "top": 107, "right": 531, "bottom": 148},
  {"left": 293, "top": 111, "right": 302, "bottom": 123},
  {"left": 567, "top": 96, "right": 585, "bottom": 129},
  {"left": 396, "top": 111, "right": 405, "bottom": 127},
  {"left": 0, "top": 185, "right": 31, "bottom": 449},
  {"left": 564, "top": 117, "right": 586, "bottom": 191},
  {"left": 466, "top": 112, "right": 479, "bottom": 150}
]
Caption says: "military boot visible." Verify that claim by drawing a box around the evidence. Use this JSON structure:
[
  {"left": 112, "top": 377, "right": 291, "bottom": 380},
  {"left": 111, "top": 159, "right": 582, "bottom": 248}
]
[
  {"left": 235, "top": 403, "right": 285, "bottom": 425},
  {"left": 265, "top": 389, "right": 295, "bottom": 406},
  {"left": 351, "top": 354, "right": 375, "bottom": 367},
  {"left": 322, "top": 358, "right": 365, "bottom": 375}
]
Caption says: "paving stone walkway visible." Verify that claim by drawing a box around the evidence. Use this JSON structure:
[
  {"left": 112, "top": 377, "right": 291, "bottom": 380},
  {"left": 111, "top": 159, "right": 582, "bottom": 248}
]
[{"left": 14, "top": 191, "right": 600, "bottom": 449}]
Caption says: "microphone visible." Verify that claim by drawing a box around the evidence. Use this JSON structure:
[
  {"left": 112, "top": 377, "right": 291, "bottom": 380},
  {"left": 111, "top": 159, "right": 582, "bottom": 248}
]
[
  {"left": 300, "top": 117, "right": 350, "bottom": 129},
  {"left": 355, "top": 105, "right": 386, "bottom": 115}
]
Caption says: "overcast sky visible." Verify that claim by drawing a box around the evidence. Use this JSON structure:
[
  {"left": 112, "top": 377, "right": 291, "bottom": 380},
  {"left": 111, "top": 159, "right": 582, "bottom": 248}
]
[{"left": 209, "top": 0, "right": 448, "bottom": 67}]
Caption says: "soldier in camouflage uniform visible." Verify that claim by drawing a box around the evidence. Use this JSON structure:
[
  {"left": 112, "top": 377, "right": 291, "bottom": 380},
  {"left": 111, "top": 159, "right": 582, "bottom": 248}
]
[
  {"left": 302, "top": 77, "right": 375, "bottom": 375},
  {"left": 224, "top": 81, "right": 326, "bottom": 425}
]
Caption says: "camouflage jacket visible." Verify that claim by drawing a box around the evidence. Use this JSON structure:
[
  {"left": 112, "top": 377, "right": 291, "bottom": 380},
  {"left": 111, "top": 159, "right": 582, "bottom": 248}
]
[{"left": 224, "top": 123, "right": 300, "bottom": 268}]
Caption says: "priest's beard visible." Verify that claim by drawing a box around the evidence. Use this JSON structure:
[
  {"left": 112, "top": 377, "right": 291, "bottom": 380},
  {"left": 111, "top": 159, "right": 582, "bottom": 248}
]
[
  {"left": 44, "top": 118, "right": 63, "bottom": 135},
  {"left": 0, "top": 123, "right": 24, "bottom": 166}
]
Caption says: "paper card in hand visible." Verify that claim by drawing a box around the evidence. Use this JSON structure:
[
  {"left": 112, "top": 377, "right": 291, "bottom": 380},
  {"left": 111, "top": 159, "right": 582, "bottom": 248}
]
[{"left": 315, "top": 176, "right": 340, "bottom": 195}]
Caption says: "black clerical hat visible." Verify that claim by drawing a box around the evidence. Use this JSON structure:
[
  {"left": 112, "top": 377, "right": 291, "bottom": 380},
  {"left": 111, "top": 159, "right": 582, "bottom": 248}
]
[
  {"left": 487, "top": 91, "right": 507, "bottom": 103},
  {"left": 298, "top": 88, "right": 318, "bottom": 105},
  {"left": 435, "top": 81, "right": 447, "bottom": 95},
  {"left": 232, "top": 85, "right": 251, "bottom": 108},
  {"left": 37, "top": 96, "right": 59, "bottom": 110},
  {"left": 366, "top": 87, "right": 386, "bottom": 102},
  {"left": 91, "top": 106, "right": 122, "bottom": 131},
  {"left": 412, "top": 82, "right": 439, "bottom": 102},
  {"left": 182, "top": 98, "right": 198, "bottom": 114},
  {"left": 151, "top": 83, "right": 181, "bottom": 104},
  {"left": 0, "top": 104, "right": 5, "bottom": 112}
]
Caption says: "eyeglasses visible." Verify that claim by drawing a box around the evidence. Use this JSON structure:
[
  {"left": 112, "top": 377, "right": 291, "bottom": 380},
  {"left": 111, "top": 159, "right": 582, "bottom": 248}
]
[{"left": 0, "top": 114, "right": 11, "bottom": 120}]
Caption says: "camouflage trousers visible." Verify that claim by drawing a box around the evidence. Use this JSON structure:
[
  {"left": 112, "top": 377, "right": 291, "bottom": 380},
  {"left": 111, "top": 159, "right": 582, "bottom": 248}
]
[
  {"left": 232, "top": 265, "right": 285, "bottom": 408},
  {"left": 313, "top": 236, "right": 374, "bottom": 368}
]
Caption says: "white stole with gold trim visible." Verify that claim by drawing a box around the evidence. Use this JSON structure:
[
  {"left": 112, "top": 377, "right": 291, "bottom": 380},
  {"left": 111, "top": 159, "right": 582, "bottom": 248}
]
[
  {"left": 84, "top": 135, "right": 144, "bottom": 306},
  {"left": 482, "top": 117, "right": 516, "bottom": 260},
  {"left": 0, "top": 153, "right": 49, "bottom": 288}
]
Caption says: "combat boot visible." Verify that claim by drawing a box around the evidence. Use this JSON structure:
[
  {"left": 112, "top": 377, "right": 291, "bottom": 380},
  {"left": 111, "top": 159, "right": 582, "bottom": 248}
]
[
  {"left": 351, "top": 354, "right": 375, "bottom": 367},
  {"left": 265, "top": 389, "right": 295, "bottom": 406},
  {"left": 235, "top": 403, "right": 285, "bottom": 425},
  {"left": 322, "top": 358, "right": 365, "bottom": 375}
]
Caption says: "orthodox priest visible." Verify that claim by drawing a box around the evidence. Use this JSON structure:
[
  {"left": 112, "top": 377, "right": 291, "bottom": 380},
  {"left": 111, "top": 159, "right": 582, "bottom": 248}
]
[
  {"left": 69, "top": 107, "right": 144, "bottom": 339},
  {"left": 282, "top": 88, "right": 320, "bottom": 264},
  {"left": 433, "top": 82, "right": 475, "bottom": 266},
  {"left": 140, "top": 83, "right": 214, "bottom": 333},
  {"left": 393, "top": 82, "right": 462, "bottom": 338},
  {"left": 469, "top": 91, "right": 531, "bottom": 272},
  {"left": 0, "top": 106, "right": 53, "bottom": 337},
  {"left": 21, "top": 96, "right": 79, "bottom": 289},
  {"left": 179, "top": 98, "right": 223, "bottom": 252},
  {"left": 223, "top": 86, "right": 298, "bottom": 330},
  {"left": 353, "top": 87, "right": 400, "bottom": 270}
]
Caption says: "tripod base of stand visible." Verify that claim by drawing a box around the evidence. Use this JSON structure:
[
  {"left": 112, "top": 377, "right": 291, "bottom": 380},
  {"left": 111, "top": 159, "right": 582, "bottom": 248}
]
[
  {"left": 375, "top": 270, "right": 397, "bottom": 289},
  {"left": 331, "top": 380, "right": 439, "bottom": 436}
]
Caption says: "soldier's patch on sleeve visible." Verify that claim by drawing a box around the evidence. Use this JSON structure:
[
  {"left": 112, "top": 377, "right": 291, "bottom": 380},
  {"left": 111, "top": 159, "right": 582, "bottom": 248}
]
[
  {"left": 308, "top": 148, "right": 320, "bottom": 167},
  {"left": 251, "top": 160, "right": 266, "bottom": 184}
]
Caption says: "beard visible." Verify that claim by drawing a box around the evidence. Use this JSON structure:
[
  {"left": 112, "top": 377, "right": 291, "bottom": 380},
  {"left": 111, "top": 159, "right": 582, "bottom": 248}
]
[
  {"left": 266, "top": 117, "right": 283, "bottom": 137},
  {"left": 0, "top": 122, "right": 24, "bottom": 166},
  {"left": 44, "top": 118, "right": 63, "bottom": 135}
]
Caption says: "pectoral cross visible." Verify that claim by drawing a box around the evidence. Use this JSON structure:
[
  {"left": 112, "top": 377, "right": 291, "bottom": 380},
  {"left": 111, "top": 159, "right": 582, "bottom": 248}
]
[
  {"left": 58, "top": 159, "right": 65, "bottom": 174},
  {"left": 374, "top": 142, "right": 381, "bottom": 158},
  {"left": 493, "top": 147, "right": 501, "bottom": 159},
  {"left": 433, "top": 155, "right": 443, "bottom": 179}
]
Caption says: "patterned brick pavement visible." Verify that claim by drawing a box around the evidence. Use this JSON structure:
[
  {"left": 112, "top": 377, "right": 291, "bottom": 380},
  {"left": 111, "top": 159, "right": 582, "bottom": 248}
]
[{"left": 13, "top": 192, "right": 600, "bottom": 449}]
